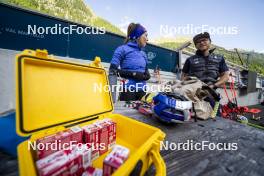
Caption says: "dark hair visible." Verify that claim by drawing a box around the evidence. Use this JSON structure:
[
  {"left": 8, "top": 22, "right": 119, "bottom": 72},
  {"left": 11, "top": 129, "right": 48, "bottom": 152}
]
[
  {"left": 124, "top": 23, "right": 138, "bottom": 44},
  {"left": 193, "top": 32, "right": 211, "bottom": 45}
]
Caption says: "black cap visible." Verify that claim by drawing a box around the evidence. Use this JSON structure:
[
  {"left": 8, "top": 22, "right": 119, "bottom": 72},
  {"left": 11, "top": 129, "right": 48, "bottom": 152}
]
[{"left": 193, "top": 32, "right": 211, "bottom": 44}]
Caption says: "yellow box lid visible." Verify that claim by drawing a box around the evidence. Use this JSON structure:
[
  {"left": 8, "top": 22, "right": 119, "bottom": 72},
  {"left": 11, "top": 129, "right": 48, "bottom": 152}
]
[{"left": 16, "top": 49, "right": 113, "bottom": 136}]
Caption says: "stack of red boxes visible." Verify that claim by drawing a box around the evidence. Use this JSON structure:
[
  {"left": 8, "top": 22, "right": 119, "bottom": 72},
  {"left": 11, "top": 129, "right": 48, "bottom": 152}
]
[
  {"left": 94, "top": 119, "right": 116, "bottom": 155},
  {"left": 82, "top": 119, "right": 116, "bottom": 160},
  {"left": 103, "top": 145, "right": 130, "bottom": 176},
  {"left": 35, "top": 119, "right": 117, "bottom": 175},
  {"left": 82, "top": 166, "right": 103, "bottom": 176},
  {"left": 82, "top": 124, "right": 100, "bottom": 161},
  {"left": 36, "top": 144, "right": 91, "bottom": 176},
  {"left": 36, "top": 126, "right": 83, "bottom": 159}
]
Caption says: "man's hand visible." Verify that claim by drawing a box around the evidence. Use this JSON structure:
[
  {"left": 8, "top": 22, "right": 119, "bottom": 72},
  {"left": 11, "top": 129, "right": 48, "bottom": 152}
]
[
  {"left": 214, "top": 71, "right": 230, "bottom": 88},
  {"left": 181, "top": 72, "right": 188, "bottom": 81},
  {"left": 209, "top": 84, "right": 215, "bottom": 89}
]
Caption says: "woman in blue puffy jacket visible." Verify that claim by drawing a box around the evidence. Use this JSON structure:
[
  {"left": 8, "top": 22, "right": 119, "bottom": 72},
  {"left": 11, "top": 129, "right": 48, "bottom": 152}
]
[{"left": 109, "top": 23, "right": 150, "bottom": 101}]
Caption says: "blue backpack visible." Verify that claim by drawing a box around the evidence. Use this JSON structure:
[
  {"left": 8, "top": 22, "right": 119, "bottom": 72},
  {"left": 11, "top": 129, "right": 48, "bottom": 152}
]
[{"left": 152, "top": 93, "right": 192, "bottom": 123}]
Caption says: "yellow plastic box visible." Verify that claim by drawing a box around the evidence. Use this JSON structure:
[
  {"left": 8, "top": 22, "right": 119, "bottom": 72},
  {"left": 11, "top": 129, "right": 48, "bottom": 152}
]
[{"left": 16, "top": 49, "right": 166, "bottom": 176}]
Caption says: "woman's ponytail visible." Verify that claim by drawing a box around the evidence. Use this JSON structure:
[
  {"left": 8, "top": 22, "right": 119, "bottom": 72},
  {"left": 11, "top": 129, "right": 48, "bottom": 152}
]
[{"left": 124, "top": 23, "right": 138, "bottom": 44}]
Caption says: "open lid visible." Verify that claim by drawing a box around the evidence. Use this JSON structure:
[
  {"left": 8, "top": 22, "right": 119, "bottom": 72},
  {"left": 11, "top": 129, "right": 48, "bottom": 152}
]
[{"left": 16, "top": 49, "right": 113, "bottom": 136}]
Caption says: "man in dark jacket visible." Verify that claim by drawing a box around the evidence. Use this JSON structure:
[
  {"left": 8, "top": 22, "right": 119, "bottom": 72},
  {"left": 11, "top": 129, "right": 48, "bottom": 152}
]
[{"left": 181, "top": 32, "right": 229, "bottom": 89}]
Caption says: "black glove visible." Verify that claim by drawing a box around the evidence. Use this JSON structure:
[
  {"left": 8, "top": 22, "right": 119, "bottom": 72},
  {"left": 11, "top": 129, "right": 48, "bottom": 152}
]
[
  {"left": 143, "top": 69, "right": 151, "bottom": 81},
  {"left": 118, "top": 69, "right": 136, "bottom": 79},
  {"left": 109, "top": 64, "right": 150, "bottom": 81},
  {"left": 118, "top": 70, "right": 150, "bottom": 81},
  {"left": 109, "top": 64, "right": 119, "bottom": 75}
]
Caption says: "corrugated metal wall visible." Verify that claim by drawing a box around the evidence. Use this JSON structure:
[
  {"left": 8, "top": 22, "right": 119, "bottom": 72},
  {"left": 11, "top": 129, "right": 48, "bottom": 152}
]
[
  {"left": 0, "top": 3, "right": 178, "bottom": 72},
  {"left": 0, "top": 3, "right": 179, "bottom": 113}
]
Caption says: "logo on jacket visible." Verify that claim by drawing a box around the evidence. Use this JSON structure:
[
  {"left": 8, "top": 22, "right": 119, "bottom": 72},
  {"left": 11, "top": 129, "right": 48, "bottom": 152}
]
[{"left": 194, "top": 58, "right": 199, "bottom": 64}]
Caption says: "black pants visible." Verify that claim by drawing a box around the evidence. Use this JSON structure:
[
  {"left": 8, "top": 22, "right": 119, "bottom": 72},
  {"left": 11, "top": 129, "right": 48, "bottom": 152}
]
[{"left": 119, "top": 90, "right": 146, "bottom": 101}]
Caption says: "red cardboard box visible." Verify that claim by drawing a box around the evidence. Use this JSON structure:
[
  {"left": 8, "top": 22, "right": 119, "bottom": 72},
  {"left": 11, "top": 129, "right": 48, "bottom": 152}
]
[
  {"left": 102, "top": 145, "right": 129, "bottom": 176},
  {"left": 36, "top": 126, "right": 83, "bottom": 159},
  {"left": 82, "top": 166, "right": 102, "bottom": 176},
  {"left": 94, "top": 121, "right": 109, "bottom": 155},
  {"left": 82, "top": 119, "right": 116, "bottom": 159},
  {"left": 103, "top": 119, "right": 116, "bottom": 149},
  {"left": 82, "top": 124, "right": 100, "bottom": 161},
  {"left": 36, "top": 144, "right": 91, "bottom": 176},
  {"left": 103, "top": 153, "right": 123, "bottom": 176},
  {"left": 95, "top": 119, "right": 116, "bottom": 155}
]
